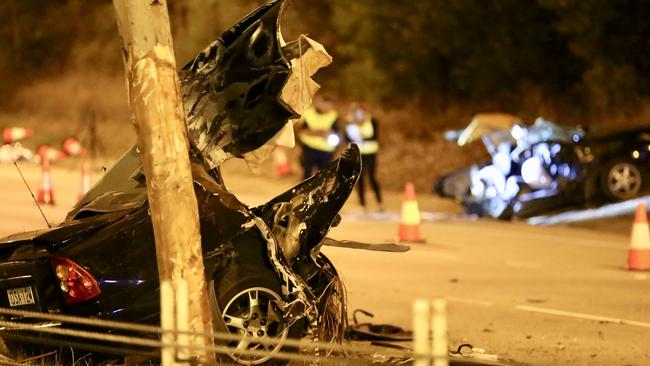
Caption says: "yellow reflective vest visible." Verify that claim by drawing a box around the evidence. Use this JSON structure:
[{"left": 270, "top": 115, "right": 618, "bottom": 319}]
[
  {"left": 357, "top": 118, "right": 379, "bottom": 155},
  {"left": 299, "top": 107, "right": 338, "bottom": 152}
]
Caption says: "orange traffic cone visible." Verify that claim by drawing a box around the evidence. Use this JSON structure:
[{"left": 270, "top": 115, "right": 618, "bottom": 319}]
[
  {"left": 398, "top": 182, "right": 425, "bottom": 243},
  {"left": 272, "top": 147, "right": 292, "bottom": 177},
  {"left": 37, "top": 145, "right": 66, "bottom": 163},
  {"left": 37, "top": 158, "right": 55, "bottom": 206},
  {"left": 2, "top": 127, "right": 33, "bottom": 144},
  {"left": 78, "top": 161, "right": 91, "bottom": 201},
  {"left": 628, "top": 203, "right": 650, "bottom": 271},
  {"left": 62, "top": 137, "right": 86, "bottom": 157}
]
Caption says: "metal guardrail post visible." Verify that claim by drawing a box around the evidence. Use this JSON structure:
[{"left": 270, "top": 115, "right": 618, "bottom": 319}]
[
  {"left": 413, "top": 298, "right": 449, "bottom": 366},
  {"left": 175, "top": 279, "right": 190, "bottom": 364},
  {"left": 413, "top": 299, "right": 431, "bottom": 366},
  {"left": 431, "top": 299, "right": 448, "bottom": 366},
  {"left": 161, "top": 280, "right": 178, "bottom": 366}
]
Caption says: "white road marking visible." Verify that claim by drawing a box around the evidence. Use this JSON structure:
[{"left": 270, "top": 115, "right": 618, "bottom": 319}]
[
  {"left": 633, "top": 273, "right": 648, "bottom": 280},
  {"left": 516, "top": 305, "right": 650, "bottom": 329},
  {"left": 527, "top": 195, "right": 650, "bottom": 225},
  {"left": 445, "top": 297, "right": 493, "bottom": 307}
]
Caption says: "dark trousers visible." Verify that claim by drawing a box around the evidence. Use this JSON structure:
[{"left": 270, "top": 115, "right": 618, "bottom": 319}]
[
  {"left": 301, "top": 146, "right": 333, "bottom": 180},
  {"left": 358, "top": 153, "right": 382, "bottom": 206}
]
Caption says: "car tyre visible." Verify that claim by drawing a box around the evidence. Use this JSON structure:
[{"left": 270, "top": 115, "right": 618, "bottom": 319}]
[
  {"left": 214, "top": 267, "right": 306, "bottom": 365},
  {"left": 600, "top": 159, "right": 643, "bottom": 201}
]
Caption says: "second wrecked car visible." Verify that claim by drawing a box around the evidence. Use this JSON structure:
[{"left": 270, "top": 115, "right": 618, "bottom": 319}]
[{"left": 436, "top": 114, "right": 650, "bottom": 219}]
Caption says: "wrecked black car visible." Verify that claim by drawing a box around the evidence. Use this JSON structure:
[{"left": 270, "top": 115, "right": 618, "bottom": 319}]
[
  {"left": 435, "top": 114, "right": 650, "bottom": 219},
  {"left": 0, "top": 1, "right": 360, "bottom": 364}
]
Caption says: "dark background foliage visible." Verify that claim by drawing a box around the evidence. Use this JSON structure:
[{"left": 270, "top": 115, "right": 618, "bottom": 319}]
[
  {"left": 2, "top": 0, "right": 649, "bottom": 117},
  {"left": 0, "top": 0, "right": 648, "bottom": 189}
]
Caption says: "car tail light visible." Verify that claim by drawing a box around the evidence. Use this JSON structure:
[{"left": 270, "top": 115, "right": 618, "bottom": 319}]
[{"left": 50, "top": 256, "right": 101, "bottom": 305}]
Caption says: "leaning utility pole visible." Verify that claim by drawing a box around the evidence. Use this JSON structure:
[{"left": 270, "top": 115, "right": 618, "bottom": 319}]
[{"left": 112, "top": 0, "right": 214, "bottom": 362}]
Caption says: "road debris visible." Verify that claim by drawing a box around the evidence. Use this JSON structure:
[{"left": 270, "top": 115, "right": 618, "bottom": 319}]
[{"left": 348, "top": 310, "right": 413, "bottom": 342}]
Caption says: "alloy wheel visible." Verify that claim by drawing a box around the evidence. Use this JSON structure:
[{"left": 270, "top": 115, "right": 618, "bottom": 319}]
[
  {"left": 607, "top": 162, "right": 641, "bottom": 200},
  {"left": 222, "top": 287, "right": 289, "bottom": 365}
]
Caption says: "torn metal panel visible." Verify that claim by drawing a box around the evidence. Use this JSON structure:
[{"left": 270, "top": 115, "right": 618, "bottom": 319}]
[
  {"left": 254, "top": 145, "right": 361, "bottom": 262},
  {"left": 280, "top": 37, "right": 332, "bottom": 116},
  {"left": 243, "top": 37, "right": 331, "bottom": 172},
  {"left": 180, "top": 0, "right": 294, "bottom": 167},
  {"left": 180, "top": 0, "right": 330, "bottom": 170},
  {"left": 321, "top": 238, "right": 411, "bottom": 253}
]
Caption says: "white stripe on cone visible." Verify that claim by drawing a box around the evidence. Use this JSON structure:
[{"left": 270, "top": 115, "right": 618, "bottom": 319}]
[
  {"left": 401, "top": 201, "right": 421, "bottom": 225},
  {"left": 631, "top": 222, "right": 650, "bottom": 250}
]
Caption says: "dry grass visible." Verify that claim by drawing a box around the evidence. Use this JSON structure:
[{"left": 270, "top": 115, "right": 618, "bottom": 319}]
[
  {"left": 3, "top": 71, "right": 134, "bottom": 160},
  {"left": 12, "top": 71, "right": 127, "bottom": 121}
]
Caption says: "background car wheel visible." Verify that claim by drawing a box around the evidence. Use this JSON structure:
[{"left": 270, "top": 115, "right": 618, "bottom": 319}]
[
  {"left": 214, "top": 268, "right": 305, "bottom": 365},
  {"left": 601, "top": 160, "right": 643, "bottom": 201}
]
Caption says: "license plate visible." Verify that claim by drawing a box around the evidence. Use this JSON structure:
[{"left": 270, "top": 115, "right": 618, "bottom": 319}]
[{"left": 7, "top": 286, "right": 35, "bottom": 307}]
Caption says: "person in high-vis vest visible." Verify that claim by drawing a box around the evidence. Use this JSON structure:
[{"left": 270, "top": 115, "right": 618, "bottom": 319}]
[
  {"left": 295, "top": 96, "right": 340, "bottom": 179},
  {"left": 345, "top": 104, "right": 383, "bottom": 211}
]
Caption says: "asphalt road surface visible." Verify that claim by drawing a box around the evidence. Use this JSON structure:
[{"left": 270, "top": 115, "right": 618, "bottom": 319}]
[{"left": 0, "top": 160, "right": 648, "bottom": 366}]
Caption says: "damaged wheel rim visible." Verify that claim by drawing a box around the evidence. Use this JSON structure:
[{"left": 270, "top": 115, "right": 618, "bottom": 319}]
[{"left": 222, "top": 287, "right": 289, "bottom": 365}]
